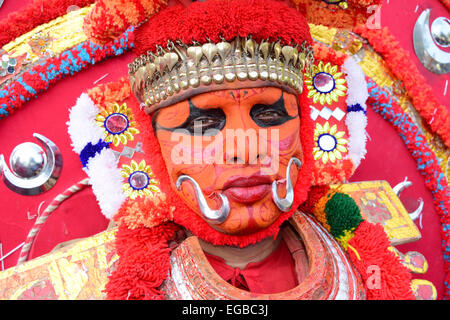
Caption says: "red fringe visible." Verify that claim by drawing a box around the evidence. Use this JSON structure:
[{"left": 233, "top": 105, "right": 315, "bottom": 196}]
[
  {"left": 353, "top": 25, "right": 450, "bottom": 148},
  {"left": 298, "top": 185, "right": 331, "bottom": 214},
  {"left": 0, "top": 0, "right": 95, "bottom": 48},
  {"left": 114, "top": 195, "right": 175, "bottom": 230},
  {"left": 347, "top": 221, "right": 415, "bottom": 300},
  {"left": 134, "top": 0, "right": 313, "bottom": 56},
  {"left": 105, "top": 221, "right": 179, "bottom": 300}
]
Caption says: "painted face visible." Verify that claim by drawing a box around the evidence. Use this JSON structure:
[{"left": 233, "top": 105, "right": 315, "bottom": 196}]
[{"left": 153, "top": 86, "right": 303, "bottom": 235}]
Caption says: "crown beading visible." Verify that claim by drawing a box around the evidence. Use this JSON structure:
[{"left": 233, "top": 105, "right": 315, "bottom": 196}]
[{"left": 128, "top": 36, "right": 314, "bottom": 112}]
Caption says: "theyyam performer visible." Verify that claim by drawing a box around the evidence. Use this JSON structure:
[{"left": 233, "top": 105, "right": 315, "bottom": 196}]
[{"left": 0, "top": 0, "right": 448, "bottom": 300}]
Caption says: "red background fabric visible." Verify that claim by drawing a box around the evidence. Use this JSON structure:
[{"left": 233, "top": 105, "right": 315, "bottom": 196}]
[{"left": 0, "top": 0, "right": 448, "bottom": 299}]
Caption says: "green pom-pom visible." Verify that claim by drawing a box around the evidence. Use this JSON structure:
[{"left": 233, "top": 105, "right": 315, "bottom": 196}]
[{"left": 325, "top": 192, "right": 363, "bottom": 239}]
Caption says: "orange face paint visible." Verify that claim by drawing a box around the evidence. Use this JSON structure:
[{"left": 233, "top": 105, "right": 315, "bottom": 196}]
[{"left": 154, "top": 86, "right": 303, "bottom": 235}]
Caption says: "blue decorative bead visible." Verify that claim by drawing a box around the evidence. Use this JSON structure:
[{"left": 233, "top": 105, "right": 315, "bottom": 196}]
[{"left": 347, "top": 103, "right": 366, "bottom": 114}]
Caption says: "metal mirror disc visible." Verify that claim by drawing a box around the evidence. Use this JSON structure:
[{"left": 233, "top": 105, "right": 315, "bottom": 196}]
[
  {"left": 431, "top": 17, "right": 450, "bottom": 48},
  {"left": 313, "top": 72, "right": 335, "bottom": 93},
  {"left": 10, "top": 142, "right": 47, "bottom": 179},
  {"left": 105, "top": 113, "right": 129, "bottom": 134},
  {"left": 129, "top": 171, "right": 149, "bottom": 190}
]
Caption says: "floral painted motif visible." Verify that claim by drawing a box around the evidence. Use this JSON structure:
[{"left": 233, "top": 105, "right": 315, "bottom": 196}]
[
  {"left": 313, "top": 122, "right": 348, "bottom": 164},
  {"left": 121, "top": 160, "right": 160, "bottom": 199},
  {"left": 28, "top": 32, "right": 53, "bottom": 56},
  {"left": 95, "top": 102, "right": 139, "bottom": 147},
  {"left": 305, "top": 61, "right": 347, "bottom": 105}
]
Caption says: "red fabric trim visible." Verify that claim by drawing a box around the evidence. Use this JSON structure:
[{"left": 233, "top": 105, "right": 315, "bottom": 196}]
[{"left": 0, "top": 0, "right": 95, "bottom": 48}]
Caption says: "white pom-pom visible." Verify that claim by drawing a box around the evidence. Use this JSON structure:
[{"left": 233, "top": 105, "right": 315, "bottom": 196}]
[
  {"left": 85, "top": 148, "right": 126, "bottom": 219},
  {"left": 342, "top": 56, "right": 369, "bottom": 169},
  {"left": 345, "top": 112, "right": 368, "bottom": 168},
  {"left": 343, "top": 57, "right": 369, "bottom": 109},
  {"left": 67, "top": 93, "right": 105, "bottom": 154}
]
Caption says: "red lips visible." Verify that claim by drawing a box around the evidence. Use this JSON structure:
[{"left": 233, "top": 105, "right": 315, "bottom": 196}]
[{"left": 223, "top": 174, "right": 272, "bottom": 204}]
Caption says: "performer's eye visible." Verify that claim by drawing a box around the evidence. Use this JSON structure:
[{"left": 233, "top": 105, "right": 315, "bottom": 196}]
[
  {"left": 185, "top": 115, "right": 225, "bottom": 135},
  {"left": 250, "top": 92, "right": 297, "bottom": 128},
  {"left": 154, "top": 99, "right": 226, "bottom": 135},
  {"left": 251, "top": 109, "right": 288, "bottom": 127}
]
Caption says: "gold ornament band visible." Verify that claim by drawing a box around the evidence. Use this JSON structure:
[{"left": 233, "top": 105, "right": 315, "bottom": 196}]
[
  {"left": 128, "top": 36, "right": 314, "bottom": 113},
  {"left": 3, "top": 5, "right": 93, "bottom": 63}
]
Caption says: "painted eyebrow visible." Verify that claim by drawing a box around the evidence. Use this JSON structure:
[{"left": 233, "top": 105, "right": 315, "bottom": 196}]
[
  {"left": 153, "top": 99, "right": 226, "bottom": 133},
  {"left": 249, "top": 92, "right": 298, "bottom": 127}
]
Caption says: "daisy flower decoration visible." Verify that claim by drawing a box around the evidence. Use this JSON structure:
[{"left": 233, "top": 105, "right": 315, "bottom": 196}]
[
  {"left": 305, "top": 61, "right": 347, "bottom": 106},
  {"left": 121, "top": 160, "right": 160, "bottom": 199},
  {"left": 313, "top": 122, "right": 348, "bottom": 164},
  {"left": 95, "top": 102, "right": 140, "bottom": 147}
]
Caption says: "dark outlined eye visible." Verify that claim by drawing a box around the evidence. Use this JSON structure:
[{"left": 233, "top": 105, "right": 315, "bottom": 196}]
[
  {"left": 185, "top": 115, "right": 225, "bottom": 135},
  {"left": 250, "top": 92, "right": 297, "bottom": 128},
  {"left": 251, "top": 109, "right": 287, "bottom": 127},
  {"left": 154, "top": 99, "right": 226, "bottom": 135}
]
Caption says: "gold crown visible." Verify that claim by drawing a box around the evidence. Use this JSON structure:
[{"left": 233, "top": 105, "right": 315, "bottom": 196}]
[{"left": 128, "top": 36, "right": 314, "bottom": 113}]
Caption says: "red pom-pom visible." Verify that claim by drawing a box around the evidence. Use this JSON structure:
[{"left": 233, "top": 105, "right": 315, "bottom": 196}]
[{"left": 348, "top": 221, "right": 415, "bottom": 300}]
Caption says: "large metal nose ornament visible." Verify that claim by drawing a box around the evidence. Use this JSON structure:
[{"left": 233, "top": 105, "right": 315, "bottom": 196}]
[
  {"left": 272, "top": 157, "right": 302, "bottom": 212},
  {"left": 0, "top": 133, "right": 63, "bottom": 195}
]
